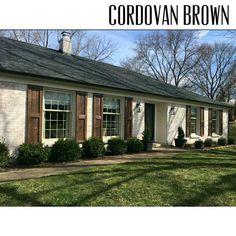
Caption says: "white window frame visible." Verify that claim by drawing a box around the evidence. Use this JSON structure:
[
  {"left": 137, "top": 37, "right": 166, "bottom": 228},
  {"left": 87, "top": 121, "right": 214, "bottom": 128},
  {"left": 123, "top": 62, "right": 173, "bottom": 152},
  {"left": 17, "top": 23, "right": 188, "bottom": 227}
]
[
  {"left": 102, "top": 96, "right": 122, "bottom": 140},
  {"left": 190, "top": 107, "right": 198, "bottom": 135},
  {"left": 212, "top": 109, "right": 219, "bottom": 135},
  {"left": 42, "top": 88, "right": 75, "bottom": 144}
]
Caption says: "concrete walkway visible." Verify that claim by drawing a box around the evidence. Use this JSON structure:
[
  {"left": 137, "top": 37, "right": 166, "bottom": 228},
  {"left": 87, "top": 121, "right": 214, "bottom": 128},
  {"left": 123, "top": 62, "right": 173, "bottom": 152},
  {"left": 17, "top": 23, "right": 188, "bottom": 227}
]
[{"left": 0, "top": 150, "right": 186, "bottom": 183}]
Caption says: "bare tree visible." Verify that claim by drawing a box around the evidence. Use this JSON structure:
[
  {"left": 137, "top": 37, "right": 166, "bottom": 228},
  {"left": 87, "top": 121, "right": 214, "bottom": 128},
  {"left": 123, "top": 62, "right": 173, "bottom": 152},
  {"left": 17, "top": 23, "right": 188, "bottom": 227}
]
[
  {"left": 224, "top": 30, "right": 236, "bottom": 39},
  {"left": 0, "top": 30, "right": 6, "bottom": 37},
  {"left": 121, "top": 30, "right": 200, "bottom": 87},
  {"left": 120, "top": 56, "right": 148, "bottom": 74},
  {"left": 217, "top": 75, "right": 236, "bottom": 101},
  {"left": 1, "top": 30, "right": 118, "bottom": 62},
  {"left": 190, "top": 43, "right": 236, "bottom": 100},
  {"left": 70, "top": 31, "right": 88, "bottom": 55},
  {"left": 234, "top": 101, "right": 236, "bottom": 119},
  {"left": 70, "top": 31, "right": 118, "bottom": 62},
  {"left": 0, "top": 30, "right": 53, "bottom": 47}
]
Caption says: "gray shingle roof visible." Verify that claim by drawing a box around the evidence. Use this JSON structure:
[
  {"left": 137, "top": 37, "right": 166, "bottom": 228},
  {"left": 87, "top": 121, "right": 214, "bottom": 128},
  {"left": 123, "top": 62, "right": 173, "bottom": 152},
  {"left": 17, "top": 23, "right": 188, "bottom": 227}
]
[{"left": 0, "top": 36, "right": 231, "bottom": 108}]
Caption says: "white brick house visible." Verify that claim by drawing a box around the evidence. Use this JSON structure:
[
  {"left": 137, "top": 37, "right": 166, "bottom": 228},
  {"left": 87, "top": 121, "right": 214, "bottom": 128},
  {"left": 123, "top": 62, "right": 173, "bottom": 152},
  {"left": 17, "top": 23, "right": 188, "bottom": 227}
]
[{"left": 0, "top": 34, "right": 231, "bottom": 152}]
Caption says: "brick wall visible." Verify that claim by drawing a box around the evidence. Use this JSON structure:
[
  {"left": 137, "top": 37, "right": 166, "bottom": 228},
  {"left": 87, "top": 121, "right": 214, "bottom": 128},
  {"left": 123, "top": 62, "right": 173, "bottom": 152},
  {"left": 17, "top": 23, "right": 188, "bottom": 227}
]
[{"left": 0, "top": 81, "right": 27, "bottom": 152}]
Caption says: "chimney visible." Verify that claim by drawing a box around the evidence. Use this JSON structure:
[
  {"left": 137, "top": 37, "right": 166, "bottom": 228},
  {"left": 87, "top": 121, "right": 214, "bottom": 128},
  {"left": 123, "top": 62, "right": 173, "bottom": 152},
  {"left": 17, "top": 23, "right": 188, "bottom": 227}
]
[{"left": 59, "top": 31, "right": 72, "bottom": 55}]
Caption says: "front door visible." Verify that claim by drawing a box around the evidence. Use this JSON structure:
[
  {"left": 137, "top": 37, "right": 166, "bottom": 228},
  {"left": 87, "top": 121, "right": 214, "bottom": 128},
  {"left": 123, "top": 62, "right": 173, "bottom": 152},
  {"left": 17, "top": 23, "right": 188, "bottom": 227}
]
[{"left": 145, "top": 103, "right": 155, "bottom": 141}]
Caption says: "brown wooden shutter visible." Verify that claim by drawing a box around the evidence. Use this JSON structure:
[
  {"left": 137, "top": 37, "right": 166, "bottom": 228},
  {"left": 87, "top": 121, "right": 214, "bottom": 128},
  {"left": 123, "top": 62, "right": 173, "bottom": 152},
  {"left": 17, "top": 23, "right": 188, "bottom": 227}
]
[
  {"left": 124, "top": 97, "right": 133, "bottom": 140},
  {"left": 186, "top": 105, "right": 191, "bottom": 137},
  {"left": 26, "top": 85, "right": 43, "bottom": 143},
  {"left": 93, "top": 94, "right": 103, "bottom": 139},
  {"left": 219, "top": 110, "right": 223, "bottom": 135},
  {"left": 200, "top": 107, "right": 204, "bottom": 137},
  {"left": 208, "top": 108, "right": 212, "bottom": 136},
  {"left": 76, "top": 92, "right": 87, "bottom": 143}
]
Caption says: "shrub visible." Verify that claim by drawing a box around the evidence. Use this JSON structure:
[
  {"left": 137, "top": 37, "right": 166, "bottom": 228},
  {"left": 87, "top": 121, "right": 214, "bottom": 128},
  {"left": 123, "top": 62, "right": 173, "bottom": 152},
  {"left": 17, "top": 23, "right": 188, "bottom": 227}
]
[
  {"left": 0, "top": 139, "right": 9, "bottom": 156},
  {"left": 217, "top": 137, "right": 227, "bottom": 146},
  {"left": 127, "top": 137, "right": 143, "bottom": 153},
  {"left": 204, "top": 138, "right": 213, "bottom": 147},
  {"left": 0, "top": 154, "right": 10, "bottom": 168},
  {"left": 0, "top": 139, "right": 10, "bottom": 168},
  {"left": 174, "top": 127, "right": 187, "bottom": 148},
  {"left": 17, "top": 143, "right": 49, "bottom": 165},
  {"left": 177, "top": 127, "right": 185, "bottom": 139},
  {"left": 49, "top": 139, "right": 81, "bottom": 162},
  {"left": 107, "top": 138, "right": 127, "bottom": 155},
  {"left": 194, "top": 140, "right": 204, "bottom": 149},
  {"left": 184, "top": 144, "right": 192, "bottom": 149},
  {"left": 228, "top": 137, "right": 235, "bottom": 145},
  {"left": 82, "top": 137, "right": 105, "bottom": 159},
  {"left": 213, "top": 141, "right": 218, "bottom": 146},
  {"left": 142, "top": 129, "right": 151, "bottom": 151}
]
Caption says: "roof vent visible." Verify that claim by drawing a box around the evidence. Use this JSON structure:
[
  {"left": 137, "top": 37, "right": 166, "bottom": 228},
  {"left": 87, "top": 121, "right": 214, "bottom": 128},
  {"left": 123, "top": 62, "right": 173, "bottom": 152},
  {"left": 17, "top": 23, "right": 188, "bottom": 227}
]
[{"left": 59, "top": 31, "right": 72, "bottom": 55}]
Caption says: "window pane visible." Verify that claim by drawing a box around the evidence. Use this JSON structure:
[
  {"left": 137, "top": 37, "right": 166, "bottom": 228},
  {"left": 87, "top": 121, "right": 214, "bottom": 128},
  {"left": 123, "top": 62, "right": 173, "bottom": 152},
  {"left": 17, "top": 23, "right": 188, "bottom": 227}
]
[
  {"left": 45, "top": 111, "right": 50, "bottom": 120},
  {"left": 58, "top": 130, "right": 64, "bottom": 138},
  {"left": 52, "top": 100, "right": 58, "bottom": 110},
  {"left": 212, "top": 121, "right": 217, "bottom": 133},
  {"left": 51, "top": 130, "right": 56, "bottom": 138},
  {"left": 190, "top": 120, "right": 196, "bottom": 134},
  {"left": 212, "top": 111, "right": 217, "bottom": 119},
  {"left": 44, "top": 91, "right": 72, "bottom": 139},
  {"left": 191, "top": 107, "right": 197, "bottom": 118},
  {"left": 64, "top": 102, "right": 70, "bottom": 110},
  {"left": 45, "top": 121, "right": 50, "bottom": 129},
  {"left": 59, "top": 102, "right": 64, "bottom": 110},
  {"left": 45, "top": 100, "right": 51, "bottom": 109},
  {"left": 103, "top": 97, "right": 120, "bottom": 113},
  {"left": 51, "top": 112, "right": 57, "bottom": 120},
  {"left": 58, "top": 121, "right": 63, "bottom": 129},
  {"left": 63, "top": 121, "right": 67, "bottom": 129},
  {"left": 51, "top": 121, "right": 57, "bottom": 129},
  {"left": 103, "top": 114, "right": 120, "bottom": 136},
  {"left": 103, "top": 97, "right": 120, "bottom": 136},
  {"left": 45, "top": 130, "right": 50, "bottom": 139},
  {"left": 45, "top": 91, "right": 71, "bottom": 111},
  {"left": 190, "top": 107, "right": 198, "bottom": 133},
  {"left": 212, "top": 110, "right": 218, "bottom": 133},
  {"left": 45, "top": 91, "right": 71, "bottom": 102},
  {"left": 58, "top": 112, "right": 64, "bottom": 121}
]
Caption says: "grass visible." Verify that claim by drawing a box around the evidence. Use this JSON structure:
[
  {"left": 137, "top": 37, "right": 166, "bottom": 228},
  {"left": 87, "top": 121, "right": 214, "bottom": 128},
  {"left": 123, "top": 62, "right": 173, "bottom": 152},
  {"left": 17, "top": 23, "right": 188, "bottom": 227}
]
[
  {"left": 229, "top": 122, "right": 236, "bottom": 139},
  {"left": 0, "top": 147, "right": 236, "bottom": 206}
]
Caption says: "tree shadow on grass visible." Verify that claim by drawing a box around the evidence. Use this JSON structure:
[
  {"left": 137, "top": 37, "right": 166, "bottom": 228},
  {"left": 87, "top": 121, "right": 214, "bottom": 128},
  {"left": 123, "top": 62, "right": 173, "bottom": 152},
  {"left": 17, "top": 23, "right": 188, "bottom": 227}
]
[
  {"left": 1, "top": 157, "right": 236, "bottom": 206},
  {"left": 0, "top": 164, "right": 173, "bottom": 206},
  {"left": 175, "top": 172, "right": 236, "bottom": 206},
  {"left": 62, "top": 160, "right": 236, "bottom": 206},
  {"left": 0, "top": 185, "right": 42, "bottom": 206},
  {"left": 206, "top": 149, "right": 236, "bottom": 157},
  {"left": 70, "top": 168, "right": 161, "bottom": 206},
  {"left": 0, "top": 171, "right": 134, "bottom": 206},
  {"left": 122, "top": 160, "right": 236, "bottom": 170}
]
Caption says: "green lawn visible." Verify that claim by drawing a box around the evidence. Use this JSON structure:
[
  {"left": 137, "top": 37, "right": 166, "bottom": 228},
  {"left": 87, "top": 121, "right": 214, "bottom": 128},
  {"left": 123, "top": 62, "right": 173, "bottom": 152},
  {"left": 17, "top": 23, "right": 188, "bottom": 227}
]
[
  {"left": 0, "top": 147, "right": 236, "bottom": 206},
  {"left": 229, "top": 122, "right": 236, "bottom": 139}
]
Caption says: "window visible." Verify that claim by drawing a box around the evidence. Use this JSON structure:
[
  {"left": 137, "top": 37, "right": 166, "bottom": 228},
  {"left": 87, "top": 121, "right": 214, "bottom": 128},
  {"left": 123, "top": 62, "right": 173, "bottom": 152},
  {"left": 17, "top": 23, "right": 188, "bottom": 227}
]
[
  {"left": 44, "top": 91, "right": 72, "bottom": 139},
  {"left": 103, "top": 97, "right": 120, "bottom": 136},
  {"left": 212, "top": 110, "right": 218, "bottom": 133},
  {"left": 190, "top": 107, "right": 198, "bottom": 134}
]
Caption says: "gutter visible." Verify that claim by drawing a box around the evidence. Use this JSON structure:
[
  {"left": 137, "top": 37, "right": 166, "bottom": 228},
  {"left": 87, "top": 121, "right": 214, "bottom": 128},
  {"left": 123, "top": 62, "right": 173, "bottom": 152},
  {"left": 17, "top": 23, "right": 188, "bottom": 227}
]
[{"left": 0, "top": 68, "right": 232, "bottom": 109}]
